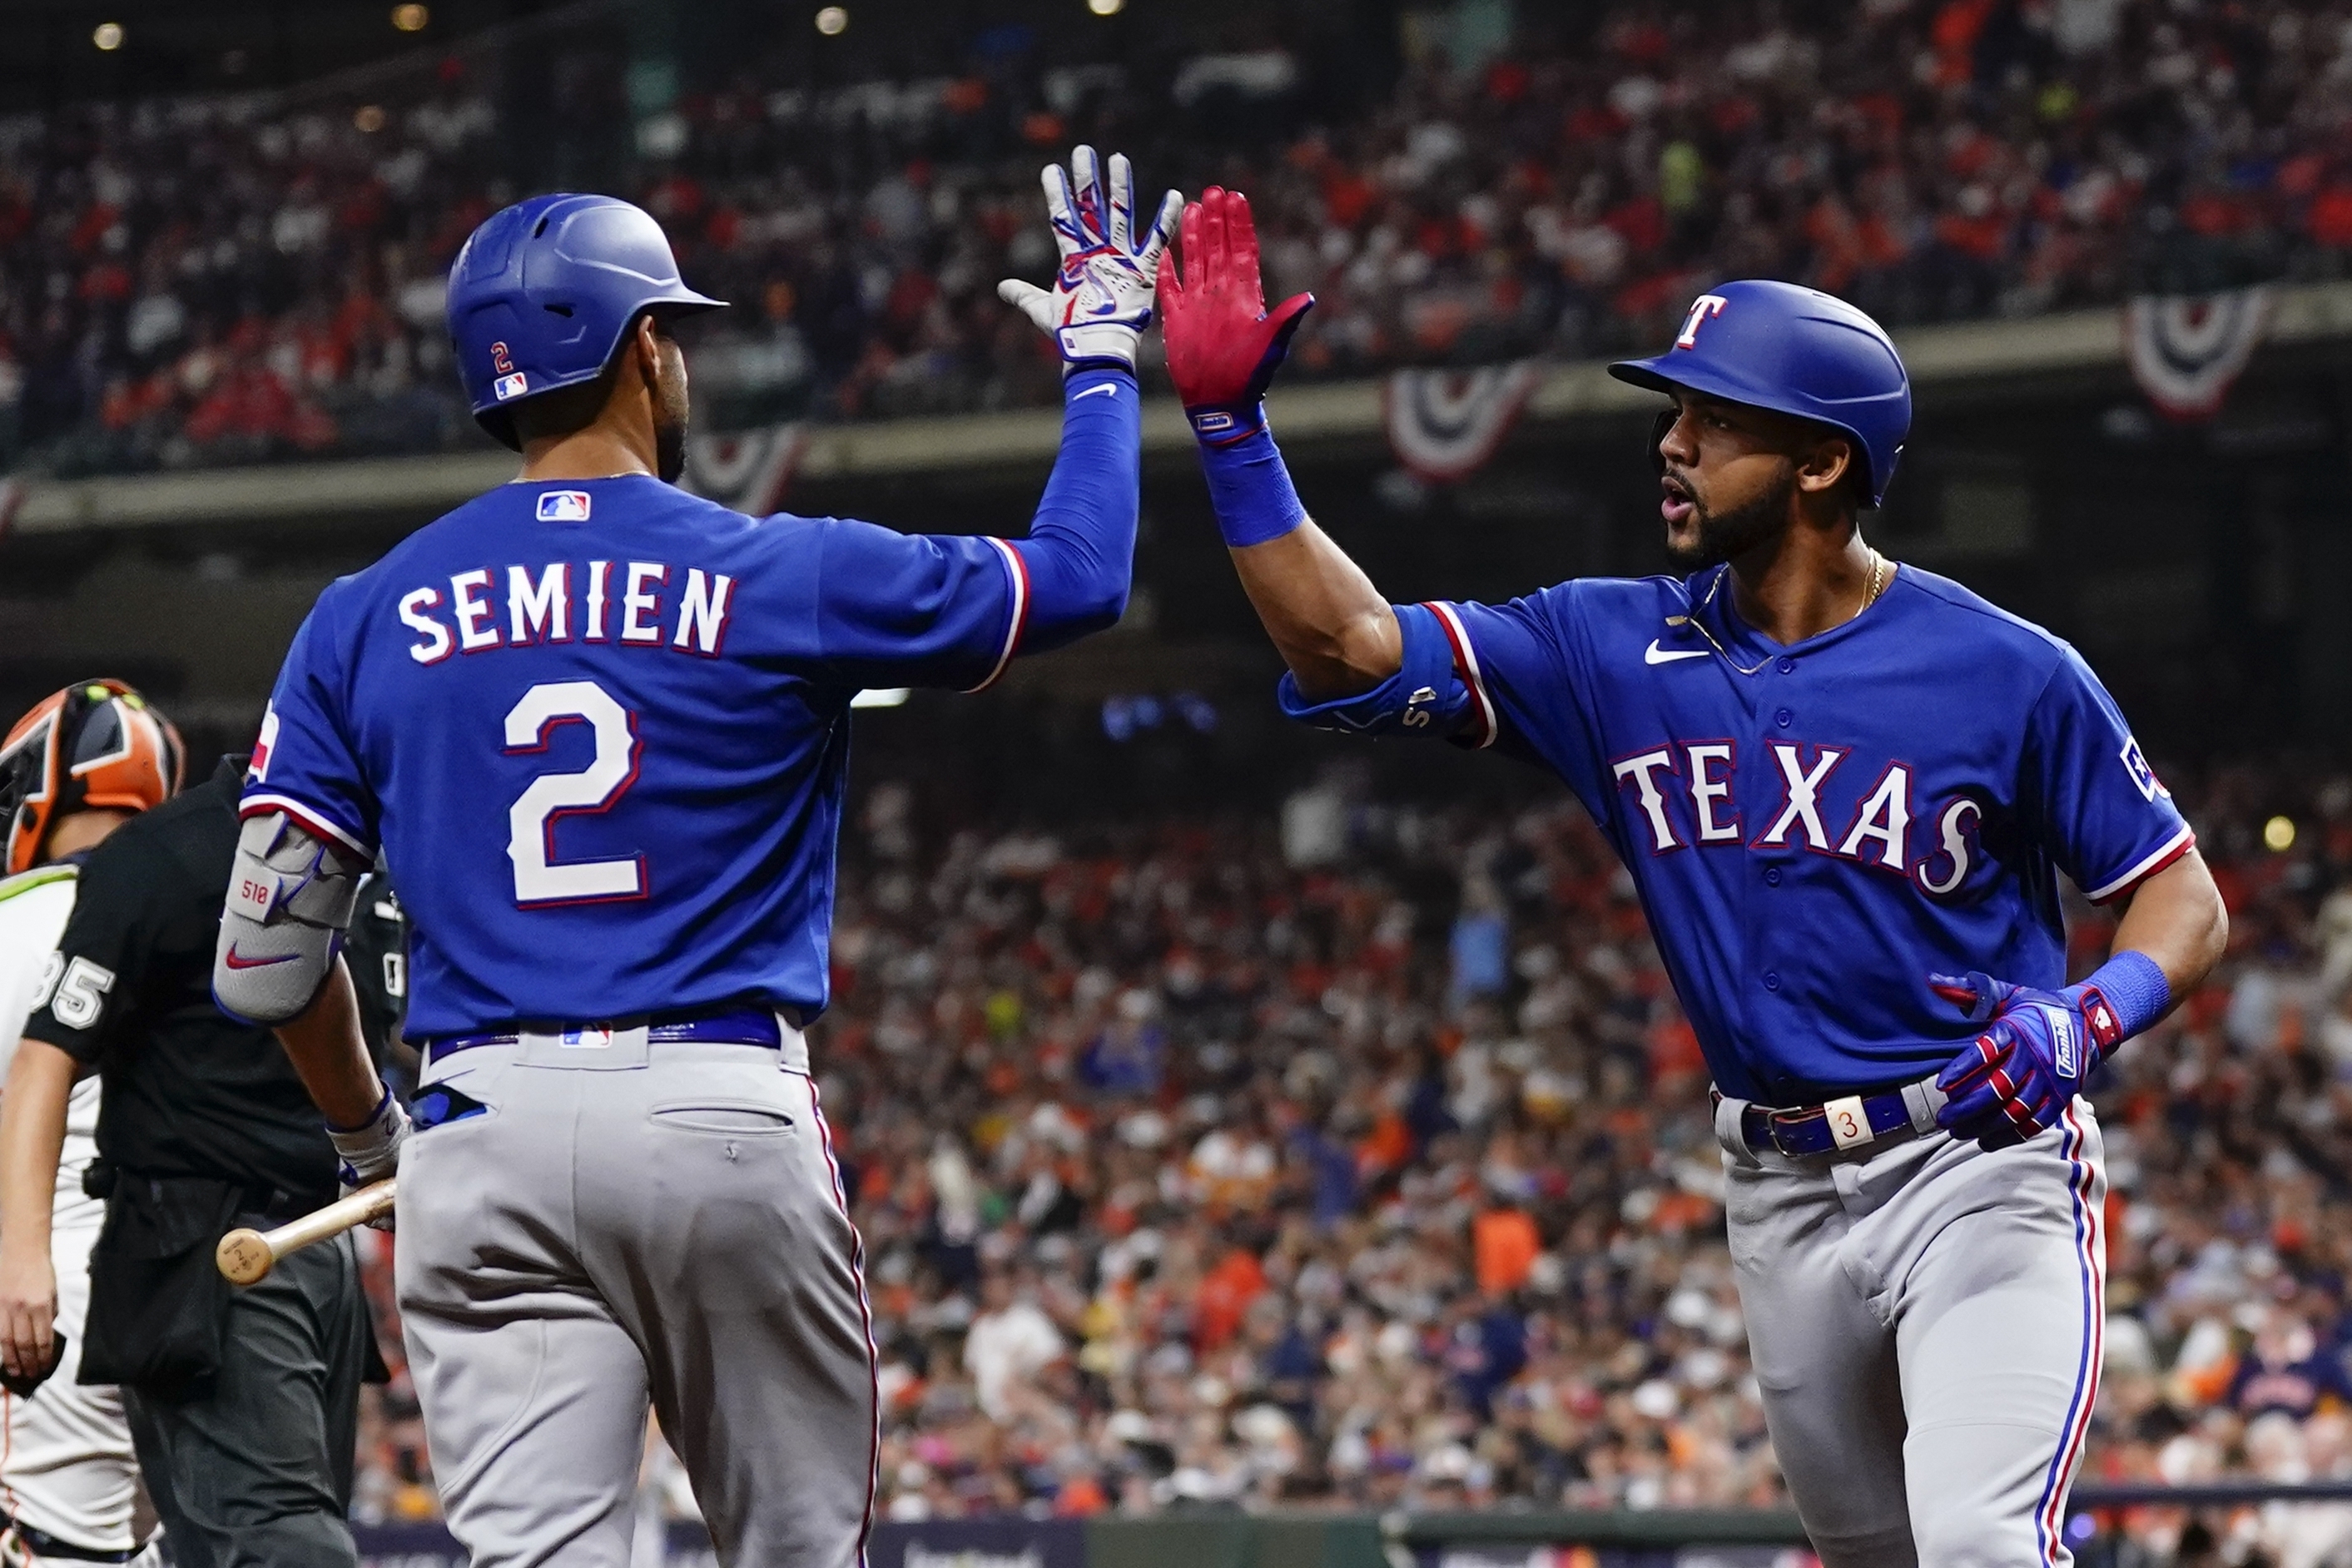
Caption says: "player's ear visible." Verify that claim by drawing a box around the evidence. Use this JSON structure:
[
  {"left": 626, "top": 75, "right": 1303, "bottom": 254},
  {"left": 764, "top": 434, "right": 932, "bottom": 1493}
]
[
  {"left": 1793, "top": 432, "right": 1853, "bottom": 499},
  {"left": 630, "top": 312, "right": 663, "bottom": 385}
]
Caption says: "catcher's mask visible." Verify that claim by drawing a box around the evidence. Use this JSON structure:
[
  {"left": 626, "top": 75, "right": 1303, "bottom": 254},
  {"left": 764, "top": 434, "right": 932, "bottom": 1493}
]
[{"left": 0, "top": 679, "right": 185, "bottom": 876}]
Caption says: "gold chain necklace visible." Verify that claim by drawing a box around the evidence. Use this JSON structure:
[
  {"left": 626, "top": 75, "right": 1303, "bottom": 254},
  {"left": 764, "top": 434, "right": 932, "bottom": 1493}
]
[{"left": 1670, "top": 551, "right": 1888, "bottom": 677}]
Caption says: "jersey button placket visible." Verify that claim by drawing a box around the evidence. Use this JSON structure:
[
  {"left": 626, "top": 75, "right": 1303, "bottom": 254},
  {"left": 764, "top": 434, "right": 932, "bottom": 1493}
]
[
  {"left": 1776, "top": 657, "right": 1796, "bottom": 674},
  {"left": 1774, "top": 707, "right": 1793, "bottom": 728},
  {"left": 1763, "top": 970, "right": 1781, "bottom": 991},
  {"left": 1764, "top": 867, "right": 1782, "bottom": 886}
]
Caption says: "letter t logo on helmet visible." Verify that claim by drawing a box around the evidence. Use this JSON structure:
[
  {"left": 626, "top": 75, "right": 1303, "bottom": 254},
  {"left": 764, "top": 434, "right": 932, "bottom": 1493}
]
[
  {"left": 1675, "top": 295, "right": 1729, "bottom": 349},
  {"left": 1608, "top": 279, "right": 1913, "bottom": 508}
]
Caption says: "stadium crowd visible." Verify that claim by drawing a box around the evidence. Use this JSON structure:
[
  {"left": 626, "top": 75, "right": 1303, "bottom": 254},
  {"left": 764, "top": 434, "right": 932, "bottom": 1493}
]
[
  {"left": 2, "top": 0, "right": 2350, "bottom": 474},
  {"left": 330, "top": 753, "right": 2352, "bottom": 1563}
]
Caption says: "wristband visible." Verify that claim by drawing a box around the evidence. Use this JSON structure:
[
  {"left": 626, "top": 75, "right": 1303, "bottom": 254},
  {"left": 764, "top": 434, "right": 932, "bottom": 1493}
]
[
  {"left": 1198, "top": 424, "right": 1307, "bottom": 548},
  {"left": 2081, "top": 950, "right": 2170, "bottom": 1046}
]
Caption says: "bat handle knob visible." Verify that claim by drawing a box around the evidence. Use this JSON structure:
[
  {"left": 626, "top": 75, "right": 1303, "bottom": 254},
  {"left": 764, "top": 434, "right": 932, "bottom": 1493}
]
[{"left": 216, "top": 1228, "right": 275, "bottom": 1287}]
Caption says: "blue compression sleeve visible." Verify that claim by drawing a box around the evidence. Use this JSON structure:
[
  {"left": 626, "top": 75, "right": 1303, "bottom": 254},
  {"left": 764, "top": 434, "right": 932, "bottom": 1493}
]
[
  {"left": 1199, "top": 424, "right": 1307, "bottom": 548},
  {"left": 1007, "top": 366, "right": 1141, "bottom": 653}
]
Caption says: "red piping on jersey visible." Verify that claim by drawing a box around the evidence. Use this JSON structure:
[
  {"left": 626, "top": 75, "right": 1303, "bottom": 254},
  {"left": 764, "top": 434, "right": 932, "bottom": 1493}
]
[
  {"left": 2086, "top": 824, "right": 2195, "bottom": 906},
  {"left": 1422, "top": 602, "right": 1497, "bottom": 750},
  {"left": 237, "top": 794, "right": 373, "bottom": 861},
  {"left": 965, "top": 538, "right": 1030, "bottom": 695}
]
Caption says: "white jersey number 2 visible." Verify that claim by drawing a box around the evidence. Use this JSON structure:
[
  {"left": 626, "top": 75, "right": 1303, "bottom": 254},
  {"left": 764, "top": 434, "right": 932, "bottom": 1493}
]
[{"left": 504, "top": 680, "right": 645, "bottom": 906}]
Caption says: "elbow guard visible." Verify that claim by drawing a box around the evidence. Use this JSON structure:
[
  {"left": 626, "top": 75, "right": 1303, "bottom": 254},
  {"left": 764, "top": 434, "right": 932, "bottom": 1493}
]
[
  {"left": 1277, "top": 603, "right": 1476, "bottom": 739},
  {"left": 214, "top": 811, "right": 365, "bottom": 1026}
]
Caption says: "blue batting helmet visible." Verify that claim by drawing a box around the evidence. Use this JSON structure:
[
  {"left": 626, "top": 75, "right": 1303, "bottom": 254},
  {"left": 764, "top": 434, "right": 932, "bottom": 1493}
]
[
  {"left": 1609, "top": 280, "right": 1911, "bottom": 506},
  {"left": 445, "top": 192, "right": 726, "bottom": 450}
]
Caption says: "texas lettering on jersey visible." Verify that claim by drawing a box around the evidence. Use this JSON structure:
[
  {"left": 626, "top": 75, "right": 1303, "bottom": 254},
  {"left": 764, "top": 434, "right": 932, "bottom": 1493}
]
[
  {"left": 1416, "top": 564, "right": 2192, "bottom": 1101},
  {"left": 1607, "top": 730, "right": 2172, "bottom": 901}
]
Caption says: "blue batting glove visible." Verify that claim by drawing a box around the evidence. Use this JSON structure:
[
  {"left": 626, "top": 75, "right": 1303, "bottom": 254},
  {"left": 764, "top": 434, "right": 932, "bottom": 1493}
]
[{"left": 1928, "top": 952, "right": 2168, "bottom": 1149}]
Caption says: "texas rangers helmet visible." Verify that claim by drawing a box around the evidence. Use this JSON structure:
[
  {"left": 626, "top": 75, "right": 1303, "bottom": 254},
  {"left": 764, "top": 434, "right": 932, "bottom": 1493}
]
[
  {"left": 444, "top": 193, "right": 727, "bottom": 450},
  {"left": 1610, "top": 280, "right": 1911, "bottom": 507},
  {"left": 0, "top": 679, "right": 185, "bottom": 876}
]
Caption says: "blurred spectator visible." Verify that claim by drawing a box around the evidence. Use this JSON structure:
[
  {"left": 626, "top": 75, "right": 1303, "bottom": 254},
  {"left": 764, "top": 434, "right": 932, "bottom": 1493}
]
[
  {"left": 328, "top": 744, "right": 2352, "bottom": 1535},
  {"left": 7, "top": 0, "right": 2352, "bottom": 477}
]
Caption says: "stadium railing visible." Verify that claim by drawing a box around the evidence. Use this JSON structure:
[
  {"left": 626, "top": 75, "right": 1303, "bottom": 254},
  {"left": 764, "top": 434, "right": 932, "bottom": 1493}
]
[{"left": 339, "top": 1485, "right": 2352, "bottom": 1567}]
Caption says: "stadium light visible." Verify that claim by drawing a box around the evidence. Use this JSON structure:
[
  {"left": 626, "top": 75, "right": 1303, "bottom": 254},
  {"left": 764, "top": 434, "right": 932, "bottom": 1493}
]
[
  {"left": 814, "top": 6, "right": 848, "bottom": 35},
  {"left": 391, "top": 3, "right": 429, "bottom": 32},
  {"left": 92, "top": 22, "right": 124, "bottom": 51},
  {"left": 1088, "top": 0, "right": 1126, "bottom": 13},
  {"left": 2265, "top": 815, "right": 2296, "bottom": 852}
]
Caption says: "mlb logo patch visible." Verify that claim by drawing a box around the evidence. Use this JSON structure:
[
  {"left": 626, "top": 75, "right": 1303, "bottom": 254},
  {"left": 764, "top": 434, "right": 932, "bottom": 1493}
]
[
  {"left": 536, "top": 490, "right": 592, "bottom": 523},
  {"left": 494, "top": 371, "right": 529, "bottom": 401}
]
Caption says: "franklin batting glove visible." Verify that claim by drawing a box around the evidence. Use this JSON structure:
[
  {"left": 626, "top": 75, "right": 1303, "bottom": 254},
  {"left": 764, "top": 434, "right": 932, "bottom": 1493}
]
[
  {"left": 1928, "top": 951, "right": 2169, "bottom": 1148},
  {"left": 997, "top": 146, "right": 1179, "bottom": 375},
  {"left": 326, "top": 1086, "right": 411, "bottom": 1230},
  {"left": 1157, "top": 186, "right": 1315, "bottom": 447}
]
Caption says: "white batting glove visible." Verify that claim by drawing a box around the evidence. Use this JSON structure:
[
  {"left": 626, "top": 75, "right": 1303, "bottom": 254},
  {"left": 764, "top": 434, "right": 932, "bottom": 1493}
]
[
  {"left": 327, "top": 1087, "right": 410, "bottom": 1231},
  {"left": 998, "top": 146, "right": 1180, "bottom": 375}
]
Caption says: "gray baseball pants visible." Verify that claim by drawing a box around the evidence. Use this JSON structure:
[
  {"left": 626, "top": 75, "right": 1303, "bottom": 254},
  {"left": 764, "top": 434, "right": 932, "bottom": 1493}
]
[
  {"left": 1713, "top": 1093, "right": 2106, "bottom": 1568},
  {"left": 395, "top": 1025, "right": 877, "bottom": 1568}
]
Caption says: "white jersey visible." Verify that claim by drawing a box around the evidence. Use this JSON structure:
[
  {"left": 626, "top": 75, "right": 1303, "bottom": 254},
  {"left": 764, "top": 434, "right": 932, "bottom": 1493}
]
[
  {"left": 0, "top": 864, "right": 151, "bottom": 1555},
  {"left": 0, "top": 869, "right": 104, "bottom": 1231}
]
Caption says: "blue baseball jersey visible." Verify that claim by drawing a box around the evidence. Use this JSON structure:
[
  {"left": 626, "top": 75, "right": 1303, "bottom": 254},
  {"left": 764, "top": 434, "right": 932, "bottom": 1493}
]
[
  {"left": 1419, "top": 565, "right": 2191, "bottom": 1102},
  {"left": 244, "top": 475, "right": 1030, "bottom": 1040}
]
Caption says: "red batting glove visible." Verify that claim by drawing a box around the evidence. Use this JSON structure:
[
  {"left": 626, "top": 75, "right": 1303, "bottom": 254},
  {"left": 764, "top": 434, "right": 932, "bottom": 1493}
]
[{"left": 1156, "top": 186, "right": 1314, "bottom": 446}]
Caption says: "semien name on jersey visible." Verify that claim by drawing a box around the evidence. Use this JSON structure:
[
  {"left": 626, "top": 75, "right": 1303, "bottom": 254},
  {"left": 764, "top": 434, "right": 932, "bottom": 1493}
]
[{"left": 397, "top": 561, "right": 736, "bottom": 663}]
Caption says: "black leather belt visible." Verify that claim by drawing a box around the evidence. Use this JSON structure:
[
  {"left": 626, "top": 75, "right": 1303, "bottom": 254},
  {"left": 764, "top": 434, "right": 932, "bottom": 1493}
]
[
  {"left": 1720, "top": 1077, "right": 1944, "bottom": 1158},
  {"left": 424, "top": 1006, "right": 784, "bottom": 1070}
]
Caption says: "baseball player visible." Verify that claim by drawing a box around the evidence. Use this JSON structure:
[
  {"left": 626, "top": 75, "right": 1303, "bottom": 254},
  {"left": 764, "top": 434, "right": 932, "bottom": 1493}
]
[
  {"left": 1157, "top": 190, "right": 2228, "bottom": 1566},
  {"left": 0, "top": 682, "right": 180, "bottom": 1566},
  {"left": 211, "top": 151, "right": 1176, "bottom": 1568}
]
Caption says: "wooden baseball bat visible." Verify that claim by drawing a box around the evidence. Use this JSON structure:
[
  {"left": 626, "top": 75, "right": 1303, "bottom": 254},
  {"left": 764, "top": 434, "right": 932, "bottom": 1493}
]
[{"left": 216, "top": 1179, "right": 395, "bottom": 1286}]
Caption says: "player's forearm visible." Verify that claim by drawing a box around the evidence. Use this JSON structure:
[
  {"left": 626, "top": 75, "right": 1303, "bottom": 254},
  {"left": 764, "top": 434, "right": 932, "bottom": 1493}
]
[
  {"left": 272, "top": 958, "right": 389, "bottom": 1131},
  {"left": 1009, "top": 367, "right": 1141, "bottom": 652},
  {"left": 0, "top": 1042, "right": 74, "bottom": 1259},
  {"left": 2108, "top": 848, "right": 2227, "bottom": 1005},
  {"left": 1230, "top": 523, "right": 1403, "bottom": 699}
]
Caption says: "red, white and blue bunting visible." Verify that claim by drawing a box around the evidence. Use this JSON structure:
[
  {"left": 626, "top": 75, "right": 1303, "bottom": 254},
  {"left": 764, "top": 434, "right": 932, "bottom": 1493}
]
[
  {"left": 2122, "top": 287, "right": 2272, "bottom": 422},
  {"left": 682, "top": 422, "right": 807, "bottom": 516},
  {"left": 1382, "top": 361, "right": 1545, "bottom": 484}
]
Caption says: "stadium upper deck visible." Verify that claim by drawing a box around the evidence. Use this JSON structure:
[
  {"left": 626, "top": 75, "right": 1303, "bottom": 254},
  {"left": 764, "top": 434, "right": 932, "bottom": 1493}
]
[{"left": 0, "top": 0, "right": 2345, "bottom": 477}]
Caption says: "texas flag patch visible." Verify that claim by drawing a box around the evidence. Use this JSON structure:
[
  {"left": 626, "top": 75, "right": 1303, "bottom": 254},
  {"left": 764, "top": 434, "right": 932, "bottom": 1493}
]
[
  {"left": 494, "top": 371, "right": 529, "bottom": 401},
  {"left": 536, "top": 490, "right": 592, "bottom": 523}
]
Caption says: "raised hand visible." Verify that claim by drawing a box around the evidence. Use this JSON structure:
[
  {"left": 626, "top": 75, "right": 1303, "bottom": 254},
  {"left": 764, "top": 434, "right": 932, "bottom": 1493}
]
[
  {"left": 1157, "top": 186, "right": 1315, "bottom": 445},
  {"left": 998, "top": 146, "right": 1181, "bottom": 375}
]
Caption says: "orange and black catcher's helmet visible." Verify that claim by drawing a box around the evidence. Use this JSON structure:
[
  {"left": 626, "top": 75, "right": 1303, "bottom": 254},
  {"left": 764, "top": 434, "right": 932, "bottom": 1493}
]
[{"left": 0, "top": 679, "right": 185, "bottom": 876}]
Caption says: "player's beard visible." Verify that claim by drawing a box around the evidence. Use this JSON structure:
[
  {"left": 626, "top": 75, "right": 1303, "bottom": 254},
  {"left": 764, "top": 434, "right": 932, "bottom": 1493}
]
[
  {"left": 655, "top": 413, "right": 687, "bottom": 485},
  {"left": 1663, "top": 468, "right": 1796, "bottom": 572}
]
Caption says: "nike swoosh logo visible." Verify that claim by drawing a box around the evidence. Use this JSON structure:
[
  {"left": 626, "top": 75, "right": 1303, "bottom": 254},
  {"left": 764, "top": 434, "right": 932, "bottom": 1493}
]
[
  {"left": 1644, "top": 640, "right": 1710, "bottom": 665},
  {"left": 222, "top": 946, "right": 297, "bottom": 970},
  {"left": 1074, "top": 383, "right": 1120, "bottom": 400}
]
